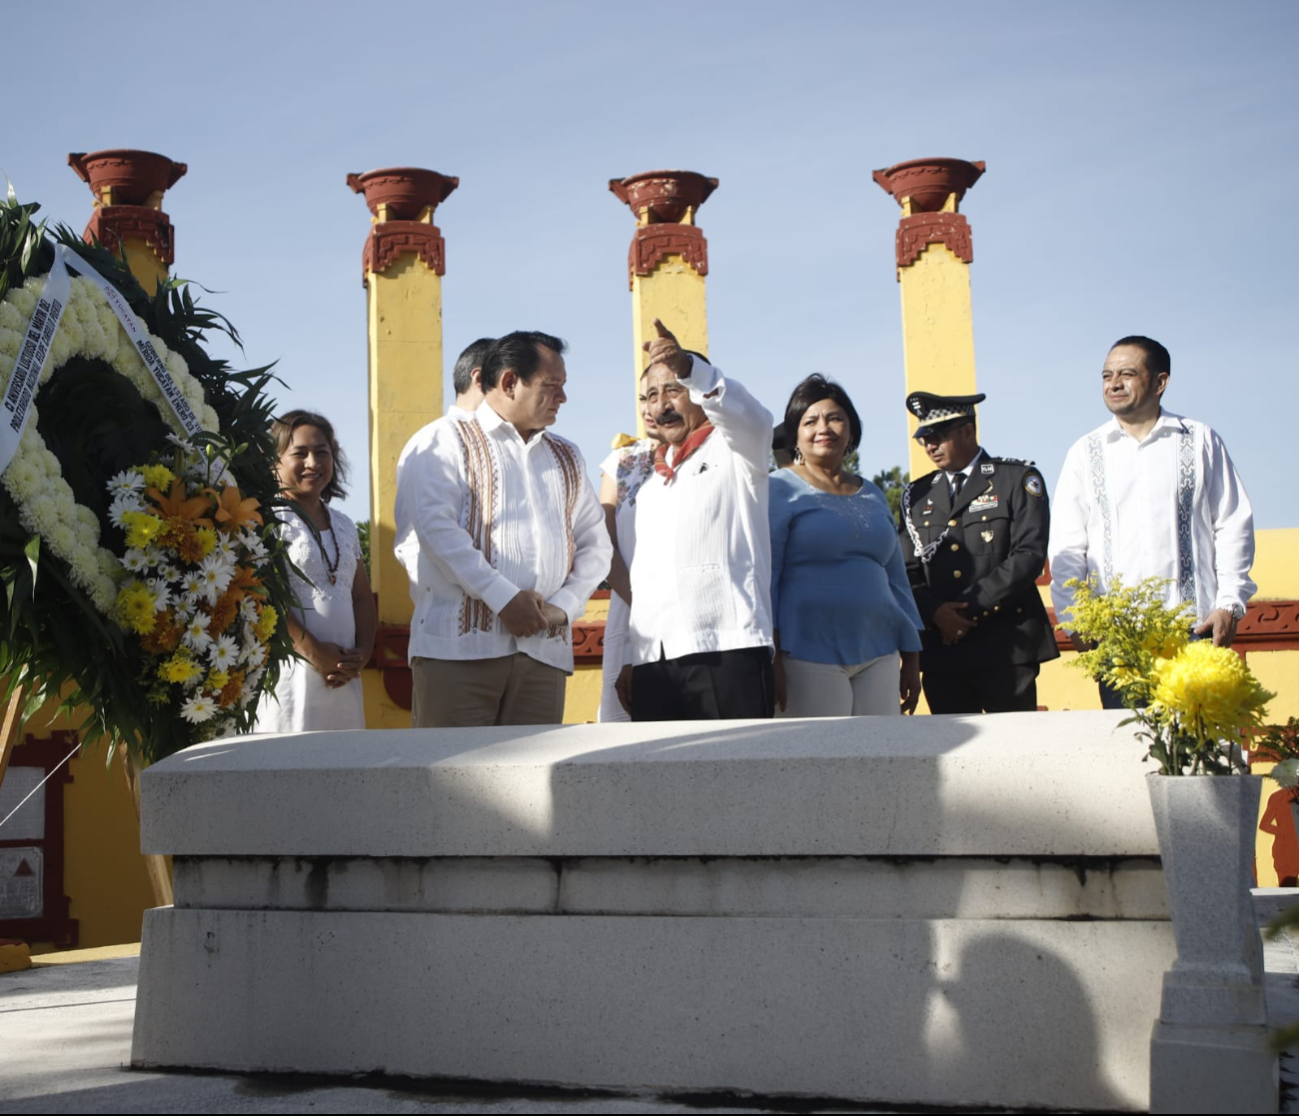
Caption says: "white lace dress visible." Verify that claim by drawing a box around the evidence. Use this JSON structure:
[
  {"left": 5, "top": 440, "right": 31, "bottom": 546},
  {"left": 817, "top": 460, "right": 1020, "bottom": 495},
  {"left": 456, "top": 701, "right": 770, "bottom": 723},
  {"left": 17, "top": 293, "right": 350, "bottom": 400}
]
[{"left": 253, "top": 506, "right": 366, "bottom": 733}]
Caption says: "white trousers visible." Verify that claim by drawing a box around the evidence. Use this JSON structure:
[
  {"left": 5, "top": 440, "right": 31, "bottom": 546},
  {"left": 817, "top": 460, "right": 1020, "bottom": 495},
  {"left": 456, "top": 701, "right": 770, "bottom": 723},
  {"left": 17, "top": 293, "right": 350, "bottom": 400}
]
[{"left": 777, "top": 652, "right": 900, "bottom": 718}]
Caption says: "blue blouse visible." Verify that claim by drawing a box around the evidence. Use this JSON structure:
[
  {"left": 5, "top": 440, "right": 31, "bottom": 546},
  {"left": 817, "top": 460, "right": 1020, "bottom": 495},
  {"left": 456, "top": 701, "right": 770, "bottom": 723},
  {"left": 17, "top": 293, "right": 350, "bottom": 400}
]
[{"left": 768, "top": 470, "right": 923, "bottom": 665}]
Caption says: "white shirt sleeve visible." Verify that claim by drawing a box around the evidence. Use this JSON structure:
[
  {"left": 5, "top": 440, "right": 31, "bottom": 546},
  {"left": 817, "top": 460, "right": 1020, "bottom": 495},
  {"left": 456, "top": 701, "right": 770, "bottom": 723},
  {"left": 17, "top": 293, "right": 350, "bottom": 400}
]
[
  {"left": 1048, "top": 439, "right": 1091, "bottom": 629},
  {"left": 546, "top": 463, "right": 613, "bottom": 625},
  {"left": 680, "top": 355, "right": 774, "bottom": 475},
  {"left": 1205, "top": 429, "right": 1257, "bottom": 613},
  {"left": 397, "top": 424, "right": 521, "bottom": 616}
]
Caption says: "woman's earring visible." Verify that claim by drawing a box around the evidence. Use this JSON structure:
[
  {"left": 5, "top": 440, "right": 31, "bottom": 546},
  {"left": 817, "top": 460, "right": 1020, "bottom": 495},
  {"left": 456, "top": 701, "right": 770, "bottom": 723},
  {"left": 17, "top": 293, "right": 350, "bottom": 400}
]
[{"left": 793, "top": 448, "right": 804, "bottom": 464}]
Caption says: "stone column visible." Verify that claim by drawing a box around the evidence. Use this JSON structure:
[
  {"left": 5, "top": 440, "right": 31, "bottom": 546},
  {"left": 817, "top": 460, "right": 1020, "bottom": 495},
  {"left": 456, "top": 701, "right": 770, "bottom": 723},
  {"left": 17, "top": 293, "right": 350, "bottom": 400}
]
[
  {"left": 609, "top": 171, "right": 717, "bottom": 432},
  {"left": 68, "top": 149, "right": 187, "bottom": 294},
  {"left": 347, "top": 167, "right": 458, "bottom": 728},
  {"left": 874, "top": 158, "right": 985, "bottom": 480}
]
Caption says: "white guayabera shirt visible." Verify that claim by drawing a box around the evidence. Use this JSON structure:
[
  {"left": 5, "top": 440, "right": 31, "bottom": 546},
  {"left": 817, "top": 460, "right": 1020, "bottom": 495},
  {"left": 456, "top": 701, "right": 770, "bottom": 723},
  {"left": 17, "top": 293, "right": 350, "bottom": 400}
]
[
  {"left": 1049, "top": 409, "right": 1256, "bottom": 627},
  {"left": 626, "top": 355, "right": 775, "bottom": 665},
  {"left": 394, "top": 401, "right": 611, "bottom": 673}
]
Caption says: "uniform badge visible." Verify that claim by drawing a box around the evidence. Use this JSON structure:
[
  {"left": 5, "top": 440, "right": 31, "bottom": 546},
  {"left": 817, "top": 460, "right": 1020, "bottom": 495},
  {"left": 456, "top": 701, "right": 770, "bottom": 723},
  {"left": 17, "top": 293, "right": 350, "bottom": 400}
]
[
  {"left": 1024, "top": 474, "right": 1044, "bottom": 497},
  {"left": 981, "top": 463, "right": 995, "bottom": 474},
  {"left": 981, "top": 529, "right": 994, "bottom": 543},
  {"left": 968, "top": 494, "right": 999, "bottom": 513}
]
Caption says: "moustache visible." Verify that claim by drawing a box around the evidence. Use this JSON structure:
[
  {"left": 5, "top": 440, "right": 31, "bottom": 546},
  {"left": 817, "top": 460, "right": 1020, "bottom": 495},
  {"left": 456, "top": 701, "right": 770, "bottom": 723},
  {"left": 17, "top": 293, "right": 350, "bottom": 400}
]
[{"left": 657, "top": 409, "right": 683, "bottom": 424}]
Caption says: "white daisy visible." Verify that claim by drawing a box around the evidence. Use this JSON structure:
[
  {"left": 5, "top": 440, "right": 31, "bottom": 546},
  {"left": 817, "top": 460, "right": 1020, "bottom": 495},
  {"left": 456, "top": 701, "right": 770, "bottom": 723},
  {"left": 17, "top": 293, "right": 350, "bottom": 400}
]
[
  {"left": 146, "top": 578, "right": 172, "bottom": 611},
  {"left": 180, "top": 572, "right": 205, "bottom": 598},
  {"left": 142, "top": 546, "right": 164, "bottom": 568},
  {"left": 107, "top": 469, "right": 145, "bottom": 495},
  {"left": 108, "top": 492, "right": 146, "bottom": 527},
  {"left": 208, "top": 634, "right": 239, "bottom": 670},
  {"left": 121, "top": 549, "right": 149, "bottom": 574},
  {"left": 180, "top": 693, "right": 218, "bottom": 724},
  {"left": 198, "top": 555, "right": 234, "bottom": 603},
  {"left": 159, "top": 564, "right": 183, "bottom": 584},
  {"left": 242, "top": 641, "right": 267, "bottom": 669},
  {"left": 182, "top": 612, "right": 213, "bottom": 654}
]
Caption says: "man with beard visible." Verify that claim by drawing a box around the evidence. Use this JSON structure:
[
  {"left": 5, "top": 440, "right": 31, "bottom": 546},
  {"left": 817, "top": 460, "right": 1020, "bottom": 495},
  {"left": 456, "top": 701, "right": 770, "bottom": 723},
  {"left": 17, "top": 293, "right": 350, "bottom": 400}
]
[{"left": 616, "top": 320, "right": 776, "bottom": 721}]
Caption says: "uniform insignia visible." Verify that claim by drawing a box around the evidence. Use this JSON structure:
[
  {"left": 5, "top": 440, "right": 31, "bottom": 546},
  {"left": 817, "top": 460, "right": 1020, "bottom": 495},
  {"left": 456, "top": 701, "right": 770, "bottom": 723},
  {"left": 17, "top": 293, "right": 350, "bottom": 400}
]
[
  {"left": 981, "top": 463, "right": 995, "bottom": 474},
  {"left": 981, "top": 529, "right": 994, "bottom": 543},
  {"left": 969, "top": 494, "right": 999, "bottom": 513},
  {"left": 1024, "top": 474, "right": 1044, "bottom": 497}
]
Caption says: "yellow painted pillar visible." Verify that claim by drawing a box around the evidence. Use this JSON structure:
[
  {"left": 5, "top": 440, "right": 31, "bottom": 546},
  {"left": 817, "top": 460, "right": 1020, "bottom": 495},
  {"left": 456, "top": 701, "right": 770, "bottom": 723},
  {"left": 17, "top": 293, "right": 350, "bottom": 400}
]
[
  {"left": 347, "top": 167, "right": 458, "bottom": 729},
  {"left": 609, "top": 171, "right": 717, "bottom": 430},
  {"left": 874, "top": 158, "right": 986, "bottom": 479},
  {"left": 68, "top": 150, "right": 187, "bottom": 294}
]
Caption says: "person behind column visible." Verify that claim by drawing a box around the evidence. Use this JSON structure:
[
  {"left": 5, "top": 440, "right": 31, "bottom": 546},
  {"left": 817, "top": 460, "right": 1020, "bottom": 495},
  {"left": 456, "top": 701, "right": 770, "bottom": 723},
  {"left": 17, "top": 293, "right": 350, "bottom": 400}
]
[
  {"left": 900, "top": 391, "right": 1058, "bottom": 714},
  {"left": 769, "top": 375, "right": 923, "bottom": 717},
  {"left": 396, "top": 330, "right": 612, "bottom": 727},
  {"left": 394, "top": 337, "right": 493, "bottom": 590},
  {"left": 254, "top": 411, "right": 376, "bottom": 732},
  {"left": 1049, "top": 336, "right": 1255, "bottom": 707},
  {"left": 595, "top": 389, "right": 663, "bottom": 723},
  {"left": 616, "top": 319, "right": 775, "bottom": 721}
]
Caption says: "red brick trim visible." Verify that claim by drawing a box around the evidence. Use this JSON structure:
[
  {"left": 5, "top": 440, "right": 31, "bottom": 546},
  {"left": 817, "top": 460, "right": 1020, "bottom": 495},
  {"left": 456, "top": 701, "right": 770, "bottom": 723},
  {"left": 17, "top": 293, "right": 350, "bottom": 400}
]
[
  {"left": 363, "top": 221, "right": 446, "bottom": 279},
  {"left": 1047, "top": 600, "right": 1299, "bottom": 654},
  {"left": 83, "top": 206, "right": 175, "bottom": 267},
  {"left": 896, "top": 212, "right": 972, "bottom": 270},
  {"left": 628, "top": 224, "right": 708, "bottom": 286}
]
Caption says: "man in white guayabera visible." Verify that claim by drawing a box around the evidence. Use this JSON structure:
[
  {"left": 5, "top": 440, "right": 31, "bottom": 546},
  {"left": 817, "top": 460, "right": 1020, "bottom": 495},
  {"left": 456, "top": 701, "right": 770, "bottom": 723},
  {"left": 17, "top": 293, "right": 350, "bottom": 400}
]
[
  {"left": 1049, "top": 335, "right": 1256, "bottom": 708},
  {"left": 617, "top": 320, "right": 776, "bottom": 721},
  {"left": 394, "top": 330, "right": 611, "bottom": 727}
]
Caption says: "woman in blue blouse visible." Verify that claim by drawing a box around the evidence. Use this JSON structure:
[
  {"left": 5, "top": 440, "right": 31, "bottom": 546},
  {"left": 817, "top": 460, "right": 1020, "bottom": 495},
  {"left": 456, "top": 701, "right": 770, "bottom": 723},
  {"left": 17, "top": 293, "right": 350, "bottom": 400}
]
[{"left": 769, "top": 375, "right": 924, "bottom": 716}]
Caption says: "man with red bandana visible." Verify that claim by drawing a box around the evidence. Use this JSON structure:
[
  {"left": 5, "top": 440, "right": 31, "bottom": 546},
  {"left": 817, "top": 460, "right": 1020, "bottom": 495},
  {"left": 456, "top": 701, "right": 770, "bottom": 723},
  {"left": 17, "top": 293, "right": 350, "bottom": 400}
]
[{"left": 617, "top": 320, "right": 776, "bottom": 721}]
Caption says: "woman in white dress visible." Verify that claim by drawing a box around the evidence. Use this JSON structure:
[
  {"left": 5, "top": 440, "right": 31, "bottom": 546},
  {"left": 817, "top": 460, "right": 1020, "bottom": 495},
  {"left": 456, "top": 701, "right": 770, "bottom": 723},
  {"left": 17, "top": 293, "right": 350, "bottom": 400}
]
[{"left": 254, "top": 411, "right": 376, "bottom": 732}]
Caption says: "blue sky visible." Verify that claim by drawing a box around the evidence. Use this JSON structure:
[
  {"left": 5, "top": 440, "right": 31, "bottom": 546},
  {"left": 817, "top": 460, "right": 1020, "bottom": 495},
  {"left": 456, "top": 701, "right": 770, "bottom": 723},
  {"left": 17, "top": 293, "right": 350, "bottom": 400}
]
[{"left": 8, "top": 1, "right": 1297, "bottom": 526}]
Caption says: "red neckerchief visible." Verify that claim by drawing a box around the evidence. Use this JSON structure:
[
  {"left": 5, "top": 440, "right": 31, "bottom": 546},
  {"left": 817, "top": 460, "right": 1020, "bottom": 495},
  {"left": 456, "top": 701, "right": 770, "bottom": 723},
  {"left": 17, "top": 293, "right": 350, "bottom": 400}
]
[{"left": 653, "top": 422, "right": 715, "bottom": 483}]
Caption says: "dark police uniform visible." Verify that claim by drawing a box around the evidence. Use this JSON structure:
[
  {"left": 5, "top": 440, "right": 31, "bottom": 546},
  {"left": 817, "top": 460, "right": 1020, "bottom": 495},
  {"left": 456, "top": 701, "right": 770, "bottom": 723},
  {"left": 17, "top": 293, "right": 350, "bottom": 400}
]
[{"left": 900, "top": 394, "right": 1059, "bottom": 714}]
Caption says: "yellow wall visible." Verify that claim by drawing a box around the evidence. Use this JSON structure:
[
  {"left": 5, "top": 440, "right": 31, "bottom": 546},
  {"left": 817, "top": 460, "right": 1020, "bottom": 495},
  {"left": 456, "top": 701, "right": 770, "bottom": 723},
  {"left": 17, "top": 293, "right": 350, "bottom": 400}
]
[
  {"left": 898, "top": 242, "right": 978, "bottom": 480},
  {"left": 366, "top": 252, "right": 444, "bottom": 630},
  {"left": 1253, "top": 529, "right": 1299, "bottom": 598},
  {"left": 12, "top": 697, "right": 154, "bottom": 952}
]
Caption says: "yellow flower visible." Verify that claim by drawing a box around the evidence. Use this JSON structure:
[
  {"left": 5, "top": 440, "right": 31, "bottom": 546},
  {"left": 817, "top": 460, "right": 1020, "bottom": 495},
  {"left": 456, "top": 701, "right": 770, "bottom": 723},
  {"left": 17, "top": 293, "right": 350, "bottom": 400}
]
[
  {"left": 195, "top": 527, "right": 218, "bottom": 558},
  {"left": 141, "top": 464, "right": 176, "bottom": 490},
  {"left": 1151, "top": 641, "right": 1273, "bottom": 743},
  {"left": 207, "top": 669, "right": 230, "bottom": 692},
  {"left": 115, "top": 581, "right": 157, "bottom": 635},
  {"left": 254, "top": 604, "right": 278, "bottom": 641},
  {"left": 159, "top": 652, "right": 203, "bottom": 685},
  {"left": 120, "top": 510, "right": 164, "bottom": 550}
]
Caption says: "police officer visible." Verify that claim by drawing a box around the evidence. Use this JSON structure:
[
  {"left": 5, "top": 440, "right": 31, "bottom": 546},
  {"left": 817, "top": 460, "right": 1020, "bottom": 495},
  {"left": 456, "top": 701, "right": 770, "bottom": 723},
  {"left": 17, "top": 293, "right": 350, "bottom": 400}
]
[{"left": 899, "top": 391, "right": 1059, "bottom": 714}]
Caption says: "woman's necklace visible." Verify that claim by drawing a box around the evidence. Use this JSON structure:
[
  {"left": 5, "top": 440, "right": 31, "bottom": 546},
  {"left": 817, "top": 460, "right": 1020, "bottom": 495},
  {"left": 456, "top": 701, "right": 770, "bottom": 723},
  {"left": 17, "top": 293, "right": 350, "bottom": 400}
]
[{"left": 298, "top": 500, "right": 341, "bottom": 586}]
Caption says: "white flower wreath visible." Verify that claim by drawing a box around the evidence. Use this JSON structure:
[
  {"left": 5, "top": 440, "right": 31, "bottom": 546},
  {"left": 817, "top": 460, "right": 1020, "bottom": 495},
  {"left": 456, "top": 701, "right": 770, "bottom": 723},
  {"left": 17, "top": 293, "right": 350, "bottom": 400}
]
[{"left": 0, "top": 273, "right": 219, "bottom": 614}]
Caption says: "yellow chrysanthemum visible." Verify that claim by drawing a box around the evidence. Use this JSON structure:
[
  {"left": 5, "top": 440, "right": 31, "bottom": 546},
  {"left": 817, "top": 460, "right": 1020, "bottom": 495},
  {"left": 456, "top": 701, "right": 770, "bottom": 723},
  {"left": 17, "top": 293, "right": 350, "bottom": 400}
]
[
  {"left": 255, "top": 605, "right": 278, "bottom": 641},
  {"left": 159, "top": 652, "right": 203, "bottom": 685},
  {"left": 141, "top": 464, "right": 176, "bottom": 491},
  {"left": 194, "top": 527, "right": 218, "bottom": 558},
  {"left": 114, "top": 582, "right": 157, "bottom": 635},
  {"left": 207, "top": 669, "right": 230, "bottom": 692},
  {"left": 1151, "top": 641, "right": 1272, "bottom": 743},
  {"left": 120, "top": 509, "right": 164, "bottom": 550}
]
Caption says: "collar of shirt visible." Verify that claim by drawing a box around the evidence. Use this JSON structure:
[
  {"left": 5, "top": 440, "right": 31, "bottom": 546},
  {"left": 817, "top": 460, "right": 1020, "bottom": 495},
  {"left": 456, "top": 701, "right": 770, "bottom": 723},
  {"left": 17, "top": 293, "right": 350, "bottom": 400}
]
[
  {"left": 477, "top": 400, "right": 547, "bottom": 450},
  {"left": 945, "top": 447, "right": 984, "bottom": 489},
  {"left": 1103, "top": 408, "right": 1189, "bottom": 446}
]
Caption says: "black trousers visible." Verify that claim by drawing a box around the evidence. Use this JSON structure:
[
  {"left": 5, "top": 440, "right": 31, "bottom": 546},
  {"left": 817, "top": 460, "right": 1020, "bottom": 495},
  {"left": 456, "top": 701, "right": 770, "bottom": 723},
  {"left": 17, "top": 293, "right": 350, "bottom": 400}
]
[
  {"left": 631, "top": 647, "right": 775, "bottom": 721},
  {"left": 922, "top": 663, "right": 1040, "bottom": 714}
]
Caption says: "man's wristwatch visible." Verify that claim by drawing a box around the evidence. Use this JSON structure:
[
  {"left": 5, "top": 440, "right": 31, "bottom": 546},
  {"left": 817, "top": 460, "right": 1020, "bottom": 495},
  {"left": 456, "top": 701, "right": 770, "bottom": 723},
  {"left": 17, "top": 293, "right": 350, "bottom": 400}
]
[{"left": 1226, "top": 603, "right": 1246, "bottom": 621}]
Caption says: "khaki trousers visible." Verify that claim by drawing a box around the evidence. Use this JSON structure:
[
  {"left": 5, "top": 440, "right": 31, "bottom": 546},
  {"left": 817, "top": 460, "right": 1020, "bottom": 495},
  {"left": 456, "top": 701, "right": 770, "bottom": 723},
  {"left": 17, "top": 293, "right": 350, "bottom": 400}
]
[{"left": 410, "top": 653, "right": 566, "bottom": 728}]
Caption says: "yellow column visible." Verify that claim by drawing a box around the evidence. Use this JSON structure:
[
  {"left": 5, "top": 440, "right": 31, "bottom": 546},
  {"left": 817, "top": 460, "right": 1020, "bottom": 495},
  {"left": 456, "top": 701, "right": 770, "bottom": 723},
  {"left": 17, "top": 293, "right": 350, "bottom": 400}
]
[
  {"left": 68, "top": 150, "right": 187, "bottom": 294},
  {"left": 874, "top": 159, "right": 985, "bottom": 479},
  {"left": 347, "top": 167, "right": 458, "bottom": 729},
  {"left": 609, "top": 171, "right": 717, "bottom": 431}
]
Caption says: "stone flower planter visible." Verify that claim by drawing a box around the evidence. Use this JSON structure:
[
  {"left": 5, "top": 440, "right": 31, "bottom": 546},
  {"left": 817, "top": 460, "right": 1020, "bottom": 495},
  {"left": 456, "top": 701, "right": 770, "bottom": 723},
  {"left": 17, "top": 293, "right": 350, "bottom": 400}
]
[
  {"left": 68, "top": 150, "right": 187, "bottom": 206},
  {"left": 1146, "top": 773, "right": 1277, "bottom": 1113}
]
